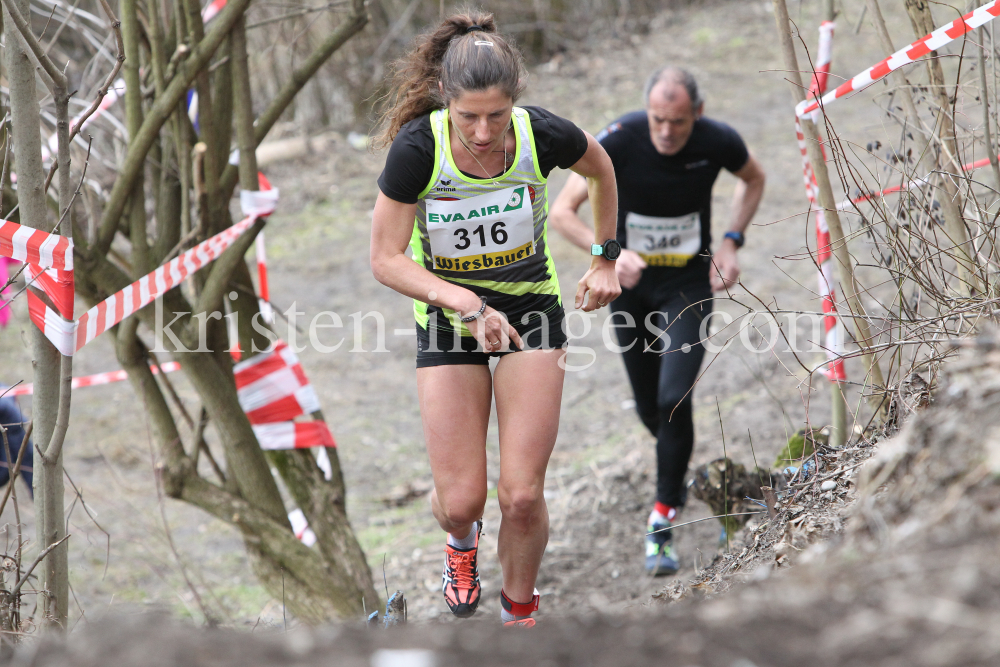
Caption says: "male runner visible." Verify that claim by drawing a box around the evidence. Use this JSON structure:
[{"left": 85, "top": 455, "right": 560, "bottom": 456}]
[{"left": 551, "top": 67, "right": 765, "bottom": 575}]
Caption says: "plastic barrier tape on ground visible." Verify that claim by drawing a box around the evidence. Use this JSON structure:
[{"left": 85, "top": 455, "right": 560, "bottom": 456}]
[
  {"left": 795, "top": 21, "right": 846, "bottom": 382},
  {"left": 796, "top": 0, "right": 1000, "bottom": 117}
]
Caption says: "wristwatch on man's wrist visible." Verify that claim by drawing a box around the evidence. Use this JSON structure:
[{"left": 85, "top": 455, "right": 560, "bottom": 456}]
[
  {"left": 591, "top": 239, "right": 622, "bottom": 260},
  {"left": 723, "top": 231, "right": 745, "bottom": 248}
]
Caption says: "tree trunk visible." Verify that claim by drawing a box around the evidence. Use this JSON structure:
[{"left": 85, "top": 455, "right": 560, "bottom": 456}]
[
  {"left": 4, "top": 0, "right": 70, "bottom": 628},
  {"left": 29, "top": 0, "right": 378, "bottom": 624}
]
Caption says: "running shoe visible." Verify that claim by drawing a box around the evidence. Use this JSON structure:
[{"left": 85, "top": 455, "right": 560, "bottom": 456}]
[
  {"left": 503, "top": 617, "right": 536, "bottom": 628},
  {"left": 645, "top": 517, "right": 679, "bottom": 576},
  {"left": 442, "top": 522, "right": 482, "bottom": 618}
]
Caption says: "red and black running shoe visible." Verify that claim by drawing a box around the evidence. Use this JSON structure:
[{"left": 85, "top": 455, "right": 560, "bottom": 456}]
[{"left": 442, "top": 522, "right": 482, "bottom": 618}]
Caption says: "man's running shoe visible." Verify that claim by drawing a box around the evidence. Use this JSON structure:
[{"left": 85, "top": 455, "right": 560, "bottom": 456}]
[
  {"left": 503, "top": 618, "right": 536, "bottom": 628},
  {"left": 645, "top": 517, "right": 679, "bottom": 576},
  {"left": 442, "top": 522, "right": 482, "bottom": 618}
]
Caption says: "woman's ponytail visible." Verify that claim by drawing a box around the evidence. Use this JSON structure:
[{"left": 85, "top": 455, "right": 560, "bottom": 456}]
[{"left": 374, "top": 10, "right": 526, "bottom": 149}]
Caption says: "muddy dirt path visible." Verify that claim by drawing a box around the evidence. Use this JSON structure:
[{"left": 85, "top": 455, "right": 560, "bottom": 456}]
[{"left": 0, "top": 0, "right": 906, "bottom": 628}]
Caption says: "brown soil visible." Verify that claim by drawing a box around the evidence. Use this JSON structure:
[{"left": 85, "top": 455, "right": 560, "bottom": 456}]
[
  {"left": 13, "top": 345, "right": 1000, "bottom": 665},
  {"left": 2, "top": 1, "right": 977, "bottom": 660}
]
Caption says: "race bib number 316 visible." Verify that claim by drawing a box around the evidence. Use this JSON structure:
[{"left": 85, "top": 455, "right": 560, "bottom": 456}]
[
  {"left": 426, "top": 185, "right": 535, "bottom": 272},
  {"left": 625, "top": 211, "right": 701, "bottom": 267}
]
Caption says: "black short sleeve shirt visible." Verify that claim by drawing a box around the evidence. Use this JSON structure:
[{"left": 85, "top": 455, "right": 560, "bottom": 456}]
[
  {"left": 598, "top": 112, "right": 749, "bottom": 283},
  {"left": 378, "top": 106, "right": 589, "bottom": 204}
]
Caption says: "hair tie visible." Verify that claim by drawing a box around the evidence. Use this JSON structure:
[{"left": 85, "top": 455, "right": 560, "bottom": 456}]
[{"left": 466, "top": 25, "right": 484, "bottom": 33}]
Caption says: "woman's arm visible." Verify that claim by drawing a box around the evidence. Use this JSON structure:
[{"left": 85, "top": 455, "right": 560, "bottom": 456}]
[
  {"left": 370, "top": 191, "right": 523, "bottom": 349},
  {"left": 566, "top": 132, "right": 622, "bottom": 311},
  {"left": 549, "top": 173, "right": 594, "bottom": 251},
  {"left": 551, "top": 172, "right": 647, "bottom": 290}
]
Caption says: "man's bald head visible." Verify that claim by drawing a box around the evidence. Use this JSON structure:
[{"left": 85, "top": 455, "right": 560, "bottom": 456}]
[{"left": 644, "top": 67, "right": 702, "bottom": 112}]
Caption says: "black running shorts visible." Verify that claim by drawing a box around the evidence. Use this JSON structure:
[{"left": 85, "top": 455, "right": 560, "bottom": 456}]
[{"left": 415, "top": 306, "right": 567, "bottom": 368}]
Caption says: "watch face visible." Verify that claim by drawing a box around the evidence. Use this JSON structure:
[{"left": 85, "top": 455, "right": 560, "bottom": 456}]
[{"left": 604, "top": 239, "right": 622, "bottom": 260}]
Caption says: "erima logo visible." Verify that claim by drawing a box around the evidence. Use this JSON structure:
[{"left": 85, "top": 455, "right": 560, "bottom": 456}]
[
  {"left": 685, "top": 159, "right": 710, "bottom": 169},
  {"left": 435, "top": 179, "right": 457, "bottom": 192},
  {"left": 441, "top": 179, "right": 452, "bottom": 185}
]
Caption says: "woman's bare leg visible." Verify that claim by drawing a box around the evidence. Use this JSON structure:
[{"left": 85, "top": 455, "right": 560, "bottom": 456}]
[
  {"left": 493, "top": 348, "right": 566, "bottom": 603},
  {"left": 417, "top": 364, "right": 493, "bottom": 538}
]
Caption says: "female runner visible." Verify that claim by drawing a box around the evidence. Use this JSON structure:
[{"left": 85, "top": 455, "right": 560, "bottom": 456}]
[{"left": 371, "top": 10, "right": 620, "bottom": 627}]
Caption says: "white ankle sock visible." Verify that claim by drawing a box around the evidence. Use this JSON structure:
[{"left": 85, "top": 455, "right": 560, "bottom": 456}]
[
  {"left": 447, "top": 521, "right": 478, "bottom": 550},
  {"left": 501, "top": 608, "right": 530, "bottom": 624}
]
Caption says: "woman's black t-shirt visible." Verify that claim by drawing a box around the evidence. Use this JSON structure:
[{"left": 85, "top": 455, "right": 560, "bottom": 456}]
[
  {"left": 378, "top": 106, "right": 588, "bottom": 203},
  {"left": 597, "top": 111, "right": 749, "bottom": 288}
]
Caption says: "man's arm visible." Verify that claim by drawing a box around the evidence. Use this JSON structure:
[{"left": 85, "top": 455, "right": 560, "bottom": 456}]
[
  {"left": 711, "top": 154, "right": 766, "bottom": 292},
  {"left": 727, "top": 154, "right": 766, "bottom": 236}
]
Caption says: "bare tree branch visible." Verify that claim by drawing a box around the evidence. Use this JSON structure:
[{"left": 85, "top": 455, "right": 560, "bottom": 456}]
[
  {"left": 0, "top": 0, "right": 66, "bottom": 88},
  {"left": 9, "top": 534, "right": 71, "bottom": 598},
  {"left": 95, "top": 0, "right": 255, "bottom": 258}
]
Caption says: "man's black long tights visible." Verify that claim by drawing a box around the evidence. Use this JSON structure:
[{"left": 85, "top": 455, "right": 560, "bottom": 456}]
[{"left": 611, "top": 281, "right": 711, "bottom": 508}]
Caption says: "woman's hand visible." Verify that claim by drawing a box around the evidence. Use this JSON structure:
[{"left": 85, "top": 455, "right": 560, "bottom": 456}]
[
  {"left": 464, "top": 304, "right": 524, "bottom": 352},
  {"left": 615, "top": 249, "right": 647, "bottom": 290},
  {"left": 575, "top": 259, "right": 621, "bottom": 311}
]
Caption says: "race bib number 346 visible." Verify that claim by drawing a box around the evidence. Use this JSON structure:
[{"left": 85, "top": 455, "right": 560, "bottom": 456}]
[
  {"left": 426, "top": 185, "right": 535, "bottom": 272},
  {"left": 625, "top": 211, "right": 701, "bottom": 267}
]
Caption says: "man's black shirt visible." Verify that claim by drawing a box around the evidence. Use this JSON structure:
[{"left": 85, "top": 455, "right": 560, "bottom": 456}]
[{"left": 598, "top": 111, "right": 749, "bottom": 287}]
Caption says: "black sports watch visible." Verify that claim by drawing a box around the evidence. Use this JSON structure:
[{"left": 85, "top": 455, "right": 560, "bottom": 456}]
[
  {"left": 723, "top": 231, "right": 745, "bottom": 248},
  {"left": 591, "top": 239, "right": 622, "bottom": 260}
]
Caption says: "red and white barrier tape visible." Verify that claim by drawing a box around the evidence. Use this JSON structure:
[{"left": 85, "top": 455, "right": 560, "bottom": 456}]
[
  {"left": 254, "top": 173, "right": 274, "bottom": 324},
  {"left": 202, "top": 0, "right": 228, "bottom": 23},
  {"left": 23, "top": 183, "right": 278, "bottom": 356},
  {"left": 796, "top": 0, "right": 1000, "bottom": 117},
  {"left": 288, "top": 508, "right": 317, "bottom": 546},
  {"left": 838, "top": 152, "right": 1000, "bottom": 210},
  {"left": 27, "top": 215, "right": 258, "bottom": 356},
  {"left": 234, "top": 339, "right": 336, "bottom": 450},
  {"left": 0, "top": 219, "right": 77, "bottom": 356},
  {"left": 3, "top": 169, "right": 323, "bottom": 544},
  {"left": 6, "top": 361, "right": 181, "bottom": 396},
  {"left": 796, "top": 21, "right": 846, "bottom": 382},
  {"left": 0, "top": 220, "right": 73, "bottom": 269}
]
